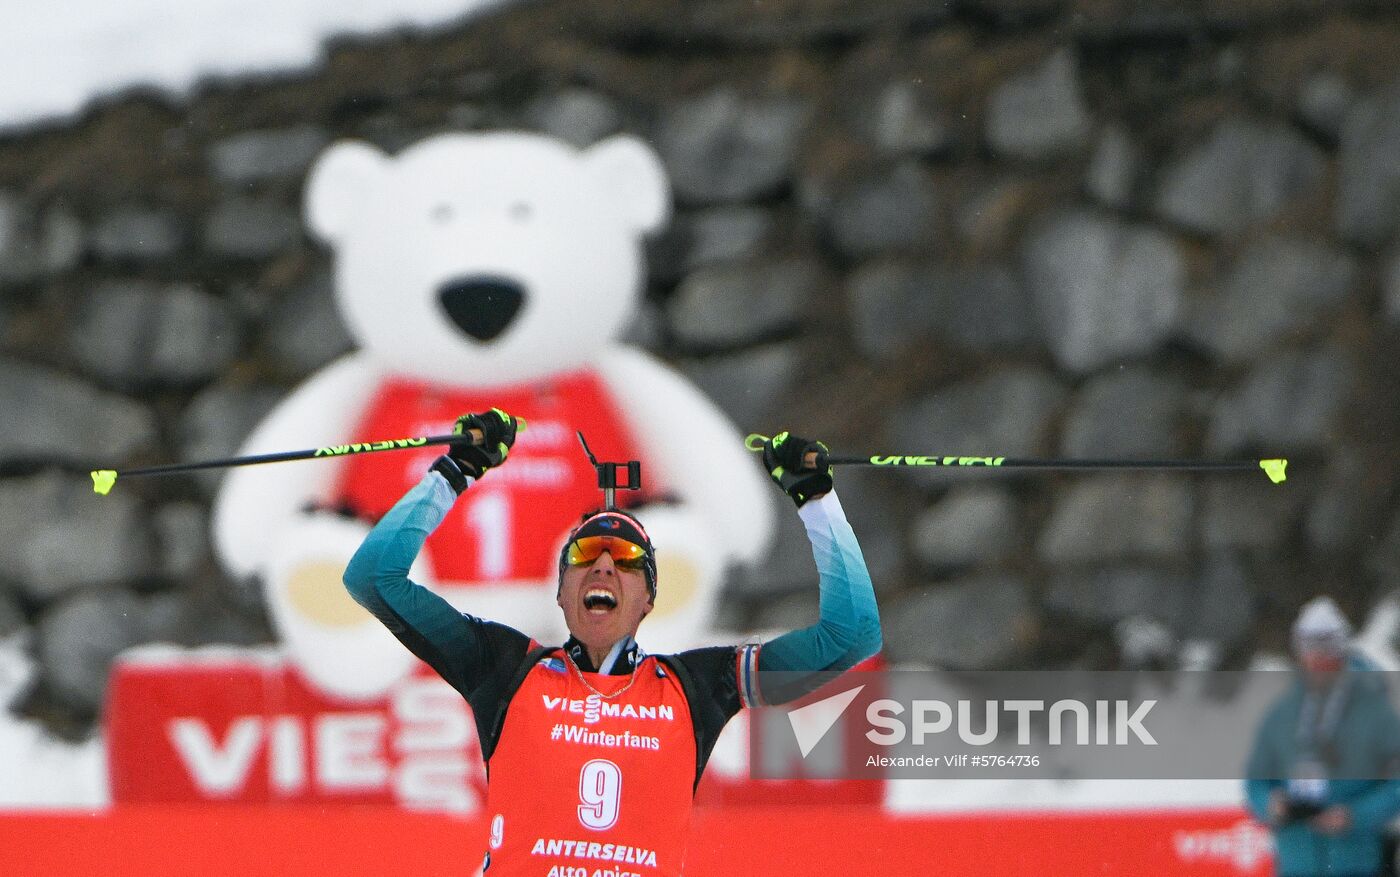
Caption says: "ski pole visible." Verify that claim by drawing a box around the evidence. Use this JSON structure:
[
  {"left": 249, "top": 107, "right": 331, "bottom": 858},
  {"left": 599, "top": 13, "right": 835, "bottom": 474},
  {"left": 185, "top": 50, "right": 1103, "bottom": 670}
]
[
  {"left": 743, "top": 434, "right": 1288, "bottom": 484},
  {"left": 91, "top": 419, "right": 527, "bottom": 495}
]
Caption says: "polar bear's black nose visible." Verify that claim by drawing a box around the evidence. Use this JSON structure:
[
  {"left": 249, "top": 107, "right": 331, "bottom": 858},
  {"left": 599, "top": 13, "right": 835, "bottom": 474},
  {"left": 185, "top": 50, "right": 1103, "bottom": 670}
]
[{"left": 437, "top": 277, "right": 526, "bottom": 342}]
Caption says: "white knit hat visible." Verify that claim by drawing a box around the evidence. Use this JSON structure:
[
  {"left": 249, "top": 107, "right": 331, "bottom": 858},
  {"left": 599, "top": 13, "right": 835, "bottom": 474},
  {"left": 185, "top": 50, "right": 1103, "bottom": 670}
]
[{"left": 1292, "top": 596, "right": 1352, "bottom": 652}]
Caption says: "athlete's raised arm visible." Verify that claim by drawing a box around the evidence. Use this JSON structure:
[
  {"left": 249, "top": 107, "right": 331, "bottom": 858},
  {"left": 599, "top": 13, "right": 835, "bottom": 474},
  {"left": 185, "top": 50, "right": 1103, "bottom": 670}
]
[
  {"left": 744, "top": 432, "right": 882, "bottom": 704},
  {"left": 343, "top": 409, "right": 530, "bottom": 696}
]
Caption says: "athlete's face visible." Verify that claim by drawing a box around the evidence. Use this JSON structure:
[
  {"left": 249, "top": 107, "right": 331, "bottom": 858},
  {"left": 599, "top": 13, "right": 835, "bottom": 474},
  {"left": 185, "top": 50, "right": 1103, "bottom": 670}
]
[{"left": 557, "top": 550, "right": 653, "bottom": 654}]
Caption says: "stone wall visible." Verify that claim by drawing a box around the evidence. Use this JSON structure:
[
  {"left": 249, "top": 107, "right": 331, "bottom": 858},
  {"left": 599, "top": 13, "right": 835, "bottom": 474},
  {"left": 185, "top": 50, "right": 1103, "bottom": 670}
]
[{"left": 3, "top": 0, "right": 1400, "bottom": 733}]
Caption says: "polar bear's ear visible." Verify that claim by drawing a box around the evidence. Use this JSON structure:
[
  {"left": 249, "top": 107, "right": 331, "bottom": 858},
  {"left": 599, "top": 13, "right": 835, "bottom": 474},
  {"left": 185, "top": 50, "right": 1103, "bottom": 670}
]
[
  {"left": 582, "top": 135, "right": 671, "bottom": 235},
  {"left": 304, "top": 141, "right": 387, "bottom": 242}
]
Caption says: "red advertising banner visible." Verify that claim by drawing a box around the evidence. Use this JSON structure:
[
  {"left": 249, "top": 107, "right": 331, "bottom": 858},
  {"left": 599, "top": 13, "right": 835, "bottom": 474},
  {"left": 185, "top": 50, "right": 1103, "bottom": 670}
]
[{"left": 107, "top": 652, "right": 484, "bottom": 807}]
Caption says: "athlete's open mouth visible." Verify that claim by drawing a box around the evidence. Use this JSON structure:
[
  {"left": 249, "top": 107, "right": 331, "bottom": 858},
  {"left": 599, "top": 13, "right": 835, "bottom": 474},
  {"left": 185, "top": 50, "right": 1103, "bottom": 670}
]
[{"left": 583, "top": 588, "right": 618, "bottom": 613}]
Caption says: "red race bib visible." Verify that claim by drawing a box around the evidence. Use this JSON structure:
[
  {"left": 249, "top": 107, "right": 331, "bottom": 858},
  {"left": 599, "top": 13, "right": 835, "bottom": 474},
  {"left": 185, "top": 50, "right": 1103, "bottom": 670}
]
[{"left": 482, "top": 652, "right": 697, "bottom": 877}]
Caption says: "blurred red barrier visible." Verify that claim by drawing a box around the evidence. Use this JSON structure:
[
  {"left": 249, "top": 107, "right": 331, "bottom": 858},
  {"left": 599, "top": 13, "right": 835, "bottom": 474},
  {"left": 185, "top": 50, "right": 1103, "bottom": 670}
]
[{"left": 0, "top": 806, "right": 1271, "bottom": 877}]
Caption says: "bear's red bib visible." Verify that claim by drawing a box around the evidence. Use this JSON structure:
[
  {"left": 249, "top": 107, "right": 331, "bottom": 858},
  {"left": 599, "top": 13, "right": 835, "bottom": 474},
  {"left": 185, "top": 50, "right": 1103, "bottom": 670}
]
[
  {"left": 483, "top": 652, "right": 697, "bottom": 877},
  {"left": 332, "top": 371, "right": 650, "bottom": 582}
]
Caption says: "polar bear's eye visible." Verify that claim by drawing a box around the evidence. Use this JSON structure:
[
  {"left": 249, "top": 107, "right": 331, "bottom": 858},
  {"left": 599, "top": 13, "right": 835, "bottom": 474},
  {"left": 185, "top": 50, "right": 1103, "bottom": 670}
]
[
  {"left": 431, "top": 203, "right": 454, "bottom": 223},
  {"left": 509, "top": 202, "right": 532, "bottom": 221}
]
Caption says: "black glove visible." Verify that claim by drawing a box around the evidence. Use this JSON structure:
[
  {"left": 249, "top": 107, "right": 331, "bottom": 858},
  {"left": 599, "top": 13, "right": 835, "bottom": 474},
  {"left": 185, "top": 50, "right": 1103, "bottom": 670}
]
[
  {"left": 762, "top": 431, "right": 833, "bottom": 508},
  {"left": 430, "top": 408, "right": 521, "bottom": 493}
]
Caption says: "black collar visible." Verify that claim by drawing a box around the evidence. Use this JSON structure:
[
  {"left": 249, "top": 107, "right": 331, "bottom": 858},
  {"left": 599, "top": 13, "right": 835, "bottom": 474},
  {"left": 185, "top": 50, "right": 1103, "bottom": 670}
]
[{"left": 563, "top": 635, "right": 640, "bottom": 675}]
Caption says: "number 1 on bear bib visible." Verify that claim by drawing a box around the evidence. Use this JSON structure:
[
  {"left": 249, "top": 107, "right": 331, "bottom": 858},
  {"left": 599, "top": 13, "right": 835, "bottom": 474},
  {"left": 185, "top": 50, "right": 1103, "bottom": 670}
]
[{"left": 466, "top": 490, "right": 512, "bottom": 579}]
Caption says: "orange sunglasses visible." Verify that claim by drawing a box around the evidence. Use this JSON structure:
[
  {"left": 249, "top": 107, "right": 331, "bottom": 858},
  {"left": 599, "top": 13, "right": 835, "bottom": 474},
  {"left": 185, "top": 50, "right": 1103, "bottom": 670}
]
[{"left": 564, "top": 535, "right": 649, "bottom": 570}]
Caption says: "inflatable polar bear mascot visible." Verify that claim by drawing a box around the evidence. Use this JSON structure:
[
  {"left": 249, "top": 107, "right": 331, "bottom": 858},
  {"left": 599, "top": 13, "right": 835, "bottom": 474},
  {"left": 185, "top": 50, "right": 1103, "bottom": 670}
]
[{"left": 213, "top": 132, "right": 774, "bottom": 700}]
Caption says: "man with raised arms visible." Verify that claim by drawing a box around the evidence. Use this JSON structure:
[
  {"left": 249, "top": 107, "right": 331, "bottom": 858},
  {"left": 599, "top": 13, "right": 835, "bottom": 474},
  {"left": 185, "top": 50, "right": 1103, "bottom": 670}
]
[{"left": 344, "top": 409, "right": 881, "bottom": 875}]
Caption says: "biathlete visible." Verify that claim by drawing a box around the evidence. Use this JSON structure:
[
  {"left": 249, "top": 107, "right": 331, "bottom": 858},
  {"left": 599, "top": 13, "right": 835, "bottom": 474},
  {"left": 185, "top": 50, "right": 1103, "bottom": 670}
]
[{"left": 344, "top": 409, "right": 882, "bottom": 876}]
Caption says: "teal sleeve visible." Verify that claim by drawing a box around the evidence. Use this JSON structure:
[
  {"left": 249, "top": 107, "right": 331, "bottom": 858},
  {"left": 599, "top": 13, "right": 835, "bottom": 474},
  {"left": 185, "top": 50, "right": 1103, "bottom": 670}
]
[
  {"left": 1349, "top": 780, "right": 1400, "bottom": 834},
  {"left": 343, "top": 471, "right": 512, "bottom": 692},
  {"left": 757, "top": 490, "right": 883, "bottom": 676}
]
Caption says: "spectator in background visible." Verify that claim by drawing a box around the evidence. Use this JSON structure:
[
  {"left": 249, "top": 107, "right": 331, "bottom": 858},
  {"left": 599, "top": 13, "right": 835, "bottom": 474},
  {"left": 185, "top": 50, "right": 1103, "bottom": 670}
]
[{"left": 1246, "top": 596, "right": 1400, "bottom": 877}]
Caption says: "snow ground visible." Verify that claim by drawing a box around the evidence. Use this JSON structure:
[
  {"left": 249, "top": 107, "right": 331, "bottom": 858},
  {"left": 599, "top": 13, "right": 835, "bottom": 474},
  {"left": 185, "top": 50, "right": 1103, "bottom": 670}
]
[{"left": 0, "top": 0, "right": 509, "bottom": 131}]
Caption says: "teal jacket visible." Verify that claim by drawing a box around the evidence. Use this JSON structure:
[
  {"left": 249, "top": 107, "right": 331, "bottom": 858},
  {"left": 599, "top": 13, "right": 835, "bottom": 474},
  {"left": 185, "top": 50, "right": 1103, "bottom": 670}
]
[{"left": 1244, "top": 656, "right": 1400, "bottom": 876}]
